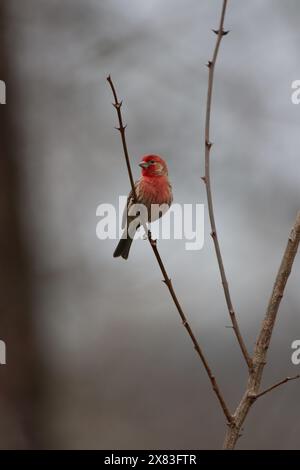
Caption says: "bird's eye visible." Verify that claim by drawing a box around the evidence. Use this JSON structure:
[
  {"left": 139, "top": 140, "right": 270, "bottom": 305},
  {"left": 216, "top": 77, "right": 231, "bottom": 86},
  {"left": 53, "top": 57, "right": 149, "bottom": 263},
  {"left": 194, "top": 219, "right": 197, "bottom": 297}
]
[{"left": 150, "top": 160, "right": 155, "bottom": 164}]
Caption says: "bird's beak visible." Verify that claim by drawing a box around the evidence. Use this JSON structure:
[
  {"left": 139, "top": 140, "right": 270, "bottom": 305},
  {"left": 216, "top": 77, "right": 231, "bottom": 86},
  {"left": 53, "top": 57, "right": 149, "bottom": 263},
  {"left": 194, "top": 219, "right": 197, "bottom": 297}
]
[{"left": 139, "top": 161, "right": 151, "bottom": 169}]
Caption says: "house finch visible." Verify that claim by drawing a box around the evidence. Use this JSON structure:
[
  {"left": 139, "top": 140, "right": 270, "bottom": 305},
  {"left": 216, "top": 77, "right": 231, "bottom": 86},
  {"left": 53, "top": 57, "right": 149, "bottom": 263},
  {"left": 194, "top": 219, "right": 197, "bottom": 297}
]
[{"left": 114, "top": 154, "right": 173, "bottom": 259}]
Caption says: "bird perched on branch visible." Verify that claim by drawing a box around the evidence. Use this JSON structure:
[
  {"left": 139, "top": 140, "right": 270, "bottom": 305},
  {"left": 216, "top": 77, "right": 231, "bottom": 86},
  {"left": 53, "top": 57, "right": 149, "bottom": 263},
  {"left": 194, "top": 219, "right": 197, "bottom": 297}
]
[{"left": 114, "top": 154, "right": 173, "bottom": 260}]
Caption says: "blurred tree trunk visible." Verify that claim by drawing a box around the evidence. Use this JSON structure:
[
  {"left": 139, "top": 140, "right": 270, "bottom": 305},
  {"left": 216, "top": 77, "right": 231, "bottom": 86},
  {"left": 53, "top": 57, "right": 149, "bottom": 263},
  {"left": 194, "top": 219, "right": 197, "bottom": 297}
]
[{"left": 0, "top": 3, "right": 44, "bottom": 449}]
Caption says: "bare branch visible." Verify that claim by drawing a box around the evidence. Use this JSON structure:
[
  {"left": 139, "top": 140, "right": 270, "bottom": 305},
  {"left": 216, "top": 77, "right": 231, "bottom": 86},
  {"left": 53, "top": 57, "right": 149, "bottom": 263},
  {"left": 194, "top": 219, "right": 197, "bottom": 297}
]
[
  {"left": 223, "top": 211, "right": 300, "bottom": 449},
  {"left": 107, "top": 75, "right": 137, "bottom": 200},
  {"left": 254, "top": 211, "right": 300, "bottom": 366},
  {"left": 255, "top": 375, "right": 300, "bottom": 400},
  {"left": 149, "top": 236, "right": 233, "bottom": 423},
  {"left": 203, "top": 0, "right": 252, "bottom": 370},
  {"left": 107, "top": 75, "right": 233, "bottom": 424}
]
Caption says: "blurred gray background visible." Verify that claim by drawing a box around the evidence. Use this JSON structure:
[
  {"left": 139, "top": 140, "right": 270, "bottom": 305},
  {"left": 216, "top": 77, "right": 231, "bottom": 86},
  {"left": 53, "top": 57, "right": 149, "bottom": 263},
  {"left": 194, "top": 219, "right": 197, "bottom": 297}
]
[{"left": 1, "top": 0, "right": 300, "bottom": 449}]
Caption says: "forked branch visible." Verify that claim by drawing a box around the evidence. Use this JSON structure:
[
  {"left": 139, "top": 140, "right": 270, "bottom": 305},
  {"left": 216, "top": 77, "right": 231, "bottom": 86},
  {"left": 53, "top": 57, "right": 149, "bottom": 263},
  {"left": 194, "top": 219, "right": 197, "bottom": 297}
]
[
  {"left": 107, "top": 0, "right": 300, "bottom": 445},
  {"left": 223, "top": 211, "right": 300, "bottom": 449},
  {"left": 204, "top": 1, "right": 300, "bottom": 449}
]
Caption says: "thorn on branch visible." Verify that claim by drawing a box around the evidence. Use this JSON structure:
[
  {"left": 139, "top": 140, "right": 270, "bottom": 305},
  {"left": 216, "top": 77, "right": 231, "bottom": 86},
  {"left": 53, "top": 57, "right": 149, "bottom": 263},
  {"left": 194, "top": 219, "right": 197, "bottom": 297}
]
[
  {"left": 201, "top": 176, "right": 207, "bottom": 184},
  {"left": 212, "top": 29, "right": 230, "bottom": 36},
  {"left": 114, "top": 124, "right": 127, "bottom": 132},
  {"left": 205, "top": 140, "right": 213, "bottom": 150},
  {"left": 113, "top": 101, "right": 122, "bottom": 109},
  {"left": 206, "top": 61, "right": 213, "bottom": 68},
  {"left": 210, "top": 231, "right": 216, "bottom": 239}
]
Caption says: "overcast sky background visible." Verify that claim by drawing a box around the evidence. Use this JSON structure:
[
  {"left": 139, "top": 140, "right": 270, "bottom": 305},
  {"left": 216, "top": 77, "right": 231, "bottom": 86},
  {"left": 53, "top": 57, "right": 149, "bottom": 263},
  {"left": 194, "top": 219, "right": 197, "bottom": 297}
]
[{"left": 5, "top": 0, "right": 300, "bottom": 449}]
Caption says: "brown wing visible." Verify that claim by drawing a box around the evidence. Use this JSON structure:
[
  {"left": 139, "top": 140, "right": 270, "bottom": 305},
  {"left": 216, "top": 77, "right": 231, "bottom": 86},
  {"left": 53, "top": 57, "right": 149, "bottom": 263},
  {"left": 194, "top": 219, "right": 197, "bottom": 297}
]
[{"left": 121, "top": 181, "right": 140, "bottom": 229}]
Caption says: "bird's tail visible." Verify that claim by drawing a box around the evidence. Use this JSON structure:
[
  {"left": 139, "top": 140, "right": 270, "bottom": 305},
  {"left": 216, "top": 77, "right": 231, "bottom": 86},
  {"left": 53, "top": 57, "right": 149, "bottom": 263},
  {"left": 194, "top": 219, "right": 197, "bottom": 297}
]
[{"left": 113, "top": 231, "right": 133, "bottom": 260}]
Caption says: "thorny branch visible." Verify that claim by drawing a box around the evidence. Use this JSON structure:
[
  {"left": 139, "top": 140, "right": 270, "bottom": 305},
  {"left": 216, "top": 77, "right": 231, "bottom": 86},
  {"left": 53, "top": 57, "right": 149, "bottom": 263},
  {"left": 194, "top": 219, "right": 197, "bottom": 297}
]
[
  {"left": 204, "top": 0, "right": 300, "bottom": 450},
  {"left": 203, "top": 0, "right": 253, "bottom": 370},
  {"left": 107, "top": 74, "right": 233, "bottom": 424}
]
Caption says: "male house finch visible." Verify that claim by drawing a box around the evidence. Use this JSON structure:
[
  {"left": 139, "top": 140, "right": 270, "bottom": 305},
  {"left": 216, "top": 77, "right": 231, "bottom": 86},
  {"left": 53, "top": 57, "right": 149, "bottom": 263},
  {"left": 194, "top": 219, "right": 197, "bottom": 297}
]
[{"left": 114, "top": 154, "right": 173, "bottom": 259}]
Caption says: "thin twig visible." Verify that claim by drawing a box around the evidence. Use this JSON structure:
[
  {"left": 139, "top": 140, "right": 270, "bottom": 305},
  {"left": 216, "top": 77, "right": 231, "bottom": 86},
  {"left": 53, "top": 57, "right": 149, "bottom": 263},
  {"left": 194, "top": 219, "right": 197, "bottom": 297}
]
[
  {"left": 107, "top": 76, "right": 137, "bottom": 200},
  {"left": 255, "top": 375, "right": 300, "bottom": 400},
  {"left": 203, "top": 0, "right": 252, "bottom": 370},
  {"left": 149, "top": 238, "right": 232, "bottom": 423},
  {"left": 107, "top": 74, "right": 233, "bottom": 424},
  {"left": 223, "top": 211, "right": 300, "bottom": 449}
]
